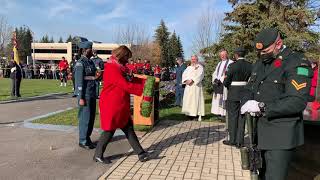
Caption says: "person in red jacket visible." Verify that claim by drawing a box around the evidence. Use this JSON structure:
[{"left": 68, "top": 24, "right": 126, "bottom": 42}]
[
  {"left": 93, "top": 45, "right": 151, "bottom": 164},
  {"left": 58, "top": 57, "right": 69, "bottom": 86},
  {"left": 126, "top": 59, "right": 137, "bottom": 74},
  {"left": 310, "top": 60, "right": 318, "bottom": 98},
  {"left": 154, "top": 64, "right": 161, "bottom": 78}
]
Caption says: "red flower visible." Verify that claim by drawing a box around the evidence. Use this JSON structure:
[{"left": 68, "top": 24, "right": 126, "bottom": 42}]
[{"left": 274, "top": 59, "right": 282, "bottom": 68}]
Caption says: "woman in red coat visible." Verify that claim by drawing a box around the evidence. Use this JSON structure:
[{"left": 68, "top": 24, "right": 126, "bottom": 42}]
[
  {"left": 93, "top": 46, "right": 150, "bottom": 164},
  {"left": 310, "top": 61, "right": 318, "bottom": 98}
]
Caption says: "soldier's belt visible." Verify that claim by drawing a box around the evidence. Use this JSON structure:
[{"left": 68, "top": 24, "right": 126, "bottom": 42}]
[
  {"left": 84, "top": 76, "right": 96, "bottom": 80},
  {"left": 231, "top": 81, "right": 247, "bottom": 86}
]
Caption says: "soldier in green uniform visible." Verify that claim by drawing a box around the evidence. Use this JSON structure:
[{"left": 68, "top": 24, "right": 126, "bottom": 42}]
[
  {"left": 223, "top": 47, "right": 252, "bottom": 148},
  {"left": 74, "top": 41, "right": 97, "bottom": 149},
  {"left": 240, "top": 28, "right": 312, "bottom": 180},
  {"left": 91, "top": 50, "right": 104, "bottom": 98}
]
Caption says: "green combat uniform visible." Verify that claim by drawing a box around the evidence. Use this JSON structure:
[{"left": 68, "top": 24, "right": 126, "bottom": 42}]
[
  {"left": 91, "top": 55, "right": 104, "bottom": 98},
  {"left": 242, "top": 28, "right": 312, "bottom": 180},
  {"left": 74, "top": 41, "right": 97, "bottom": 148},
  {"left": 223, "top": 47, "right": 252, "bottom": 147}
]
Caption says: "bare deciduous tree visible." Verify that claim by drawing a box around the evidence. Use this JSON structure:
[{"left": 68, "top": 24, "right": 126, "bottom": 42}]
[
  {"left": 192, "top": 7, "right": 224, "bottom": 57},
  {"left": 113, "top": 24, "right": 160, "bottom": 65},
  {"left": 0, "top": 16, "right": 13, "bottom": 56}
]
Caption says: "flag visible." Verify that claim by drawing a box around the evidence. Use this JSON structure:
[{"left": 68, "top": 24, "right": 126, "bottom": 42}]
[{"left": 12, "top": 32, "right": 20, "bottom": 64}]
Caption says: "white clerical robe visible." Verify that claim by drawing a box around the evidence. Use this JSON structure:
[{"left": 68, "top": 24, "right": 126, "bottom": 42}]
[
  {"left": 181, "top": 64, "right": 205, "bottom": 117},
  {"left": 211, "top": 59, "right": 234, "bottom": 116}
]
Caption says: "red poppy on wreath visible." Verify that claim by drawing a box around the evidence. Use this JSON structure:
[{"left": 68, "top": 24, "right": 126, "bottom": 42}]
[{"left": 274, "top": 59, "right": 282, "bottom": 68}]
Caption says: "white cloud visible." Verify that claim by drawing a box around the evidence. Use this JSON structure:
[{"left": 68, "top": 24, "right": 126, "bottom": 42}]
[
  {"left": 48, "top": 1, "right": 75, "bottom": 18},
  {"left": 95, "top": 0, "right": 128, "bottom": 21}
]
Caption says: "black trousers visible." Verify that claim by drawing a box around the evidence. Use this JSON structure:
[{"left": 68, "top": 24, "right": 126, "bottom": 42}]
[
  {"left": 226, "top": 100, "right": 245, "bottom": 144},
  {"left": 60, "top": 70, "right": 67, "bottom": 83},
  {"left": 94, "top": 120, "right": 145, "bottom": 158},
  {"left": 11, "top": 78, "right": 21, "bottom": 97},
  {"left": 259, "top": 149, "right": 293, "bottom": 180}
]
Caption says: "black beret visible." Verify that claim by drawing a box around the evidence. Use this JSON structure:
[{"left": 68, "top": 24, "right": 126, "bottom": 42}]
[
  {"left": 78, "top": 41, "right": 93, "bottom": 49},
  {"left": 254, "top": 28, "right": 279, "bottom": 50},
  {"left": 234, "top": 47, "right": 246, "bottom": 53}
]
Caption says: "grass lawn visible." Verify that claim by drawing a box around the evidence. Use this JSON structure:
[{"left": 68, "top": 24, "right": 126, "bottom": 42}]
[
  {"left": 0, "top": 78, "right": 73, "bottom": 101},
  {"left": 32, "top": 104, "right": 152, "bottom": 132},
  {"left": 159, "top": 92, "right": 219, "bottom": 122}
]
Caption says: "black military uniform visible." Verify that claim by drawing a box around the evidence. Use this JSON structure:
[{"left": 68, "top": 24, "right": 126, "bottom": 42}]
[
  {"left": 223, "top": 47, "right": 252, "bottom": 148},
  {"left": 9, "top": 60, "right": 22, "bottom": 97},
  {"left": 242, "top": 28, "right": 312, "bottom": 180},
  {"left": 91, "top": 53, "right": 104, "bottom": 98},
  {"left": 74, "top": 41, "right": 97, "bottom": 149}
]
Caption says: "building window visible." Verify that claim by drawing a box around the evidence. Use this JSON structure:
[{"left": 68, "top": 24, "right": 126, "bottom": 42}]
[
  {"left": 34, "top": 49, "right": 67, "bottom": 53},
  {"left": 96, "top": 50, "right": 112, "bottom": 55}
]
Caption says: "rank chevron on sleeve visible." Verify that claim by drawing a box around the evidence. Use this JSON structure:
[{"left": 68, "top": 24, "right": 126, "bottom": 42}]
[{"left": 291, "top": 79, "right": 306, "bottom": 90}]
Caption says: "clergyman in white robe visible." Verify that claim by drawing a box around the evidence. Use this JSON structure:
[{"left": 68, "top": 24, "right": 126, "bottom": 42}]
[
  {"left": 181, "top": 63, "right": 205, "bottom": 120},
  {"left": 211, "top": 59, "right": 233, "bottom": 116}
]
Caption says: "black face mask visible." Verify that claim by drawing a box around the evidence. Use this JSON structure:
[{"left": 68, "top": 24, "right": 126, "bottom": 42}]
[{"left": 260, "top": 53, "right": 275, "bottom": 63}]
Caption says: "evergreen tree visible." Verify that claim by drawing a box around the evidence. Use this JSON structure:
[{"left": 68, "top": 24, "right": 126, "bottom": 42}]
[
  {"left": 40, "top": 34, "right": 49, "bottom": 43},
  {"left": 58, "top": 37, "right": 63, "bottom": 43},
  {"left": 66, "top": 35, "right": 73, "bottom": 43},
  {"left": 177, "top": 36, "right": 184, "bottom": 58},
  {"left": 154, "top": 19, "right": 171, "bottom": 67},
  {"left": 49, "top": 36, "right": 54, "bottom": 43},
  {"left": 168, "top": 31, "right": 183, "bottom": 65},
  {"left": 202, "top": 0, "right": 320, "bottom": 93}
]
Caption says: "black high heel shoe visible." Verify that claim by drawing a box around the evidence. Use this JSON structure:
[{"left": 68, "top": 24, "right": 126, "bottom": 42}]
[
  {"left": 138, "top": 152, "right": 151, "bottom": 162},
  {"left": 93, "top": 156, "right": 111, "bottom": 164}
]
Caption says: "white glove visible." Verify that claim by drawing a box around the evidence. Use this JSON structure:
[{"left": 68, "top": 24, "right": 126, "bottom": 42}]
[
  {"left": 241, "top": 100, "right": 260, "bottom": 114},
  {"left": 11, "top": 67, "right": 16, "bottom": 73}
]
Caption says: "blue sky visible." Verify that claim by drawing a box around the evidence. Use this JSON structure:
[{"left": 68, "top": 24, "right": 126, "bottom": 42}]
[{"left": 0, "top": 0, "right": 232, "bottom": 57}]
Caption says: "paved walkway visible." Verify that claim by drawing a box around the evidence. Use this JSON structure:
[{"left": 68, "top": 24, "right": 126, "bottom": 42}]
[{"left": 100, "top": 120, "right": 250, "bottom": 180}]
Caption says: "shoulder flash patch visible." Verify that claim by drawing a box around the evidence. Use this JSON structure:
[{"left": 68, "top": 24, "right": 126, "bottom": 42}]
[{"left": 297, "top": 67, "right": 309, "bottom": 76}]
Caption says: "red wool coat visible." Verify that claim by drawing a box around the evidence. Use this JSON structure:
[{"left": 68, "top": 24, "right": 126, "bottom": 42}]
[
  {"left": 310, "top": 68, "right": 318, "bottom": 97},
  {"left": 99, "top": 58, "right": 145, "bottom": 131}
]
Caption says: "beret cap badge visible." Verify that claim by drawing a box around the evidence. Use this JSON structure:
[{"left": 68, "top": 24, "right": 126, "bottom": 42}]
[{"left": 256, "top": 43, "right": 263, "bottom": 50}]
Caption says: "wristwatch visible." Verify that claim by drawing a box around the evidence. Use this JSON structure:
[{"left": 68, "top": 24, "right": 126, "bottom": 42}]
[{"left": 258, "top": 102, "right": 266, "bottom": 116}]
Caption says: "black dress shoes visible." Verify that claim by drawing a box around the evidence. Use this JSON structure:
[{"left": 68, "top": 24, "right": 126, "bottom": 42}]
[
  {"left": 222, "top": 140, "right": 236, "bottom": 146},
  {"left": 138, "top": 151, "right": 151, "bottom": 162},
  {"left": 79, "top": 142, "right": 96, "bottom": 150},
  {"left": 93, "top": 156, "right": 111, "bottom": 164}
]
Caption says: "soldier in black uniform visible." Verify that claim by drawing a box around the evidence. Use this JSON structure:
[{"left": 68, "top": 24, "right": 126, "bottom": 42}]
[
  {"left": 240, "top": 28, "right": 312, "bottom": 180},
  {"left": 9, "top": 59, "right": 22, "bottom": 98},
  {"left": 74, "top": 41, "right": 97, "bottom": 149},
  {"left": 223, "top": 47, "right": 252, "bottom": 148},
  {"left": 91, "top": 50, "right": 104, "bottom": 98}
]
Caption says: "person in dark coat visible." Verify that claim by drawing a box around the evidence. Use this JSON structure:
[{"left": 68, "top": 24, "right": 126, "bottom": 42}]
[
  {"left": 74, "top": 41, "right": 97, "bottom": 150},
  {"left": 9, "top": 59, "right": 22, "bottom": 97},
  {"left": 241, "top": 28, "right": 312, "bottom": 180},
  {"left": 174, "top": 57, "right": 187, "bottom": 106},
  {"left": 91, "top": 50, "right": 104, "bottom": 98},
  {"left": 94, "top": 45, "right": 151, "bottom": 164},
  {"left": 223, "top": 47, "right": 252, "bottom": 148}
]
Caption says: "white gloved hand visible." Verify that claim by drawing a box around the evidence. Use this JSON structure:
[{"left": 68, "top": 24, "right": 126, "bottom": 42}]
[
  {"left": 11, "top": 67, "right": 16, "bottom": 73},
  {"left": 241, "top": 100, "right": 260, "bottom": 114}
]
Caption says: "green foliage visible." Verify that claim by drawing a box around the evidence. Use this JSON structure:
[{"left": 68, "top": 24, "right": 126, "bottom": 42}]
[
  {"left": 66, "top": 35, "right": 73, "bottom": 43},
  {"left": 58, "top": 37, "right": 64, "bottom": 43},
  {"left": 202, "top": 0, "right": 320, "bottom": 93},
  {"left": 40, "top": 34, "right": 50, "bottom": 43},
  {"left": 154, "top": 19, "right": 171, "bottom": 67},
  {"left": 141, "top": 76, "right": 156, "bottom": 117},
  {"left": 49, "top": 36, "right": 54, "bottom": 43}
]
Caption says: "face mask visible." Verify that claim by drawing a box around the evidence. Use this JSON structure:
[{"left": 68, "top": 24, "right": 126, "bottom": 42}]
[{"left": 259, "top": 45, "right": 278, "bottom": 63}]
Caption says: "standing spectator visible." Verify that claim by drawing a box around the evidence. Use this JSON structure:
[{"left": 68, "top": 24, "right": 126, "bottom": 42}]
[
  {"left": 9, "top": 59, "right": 22, "bottom": 97},
  {"left": 51, "top": 64, "right": 57, "bottom": 80},
  {"left": 59, "top": 57, "right": 69, "bottom": 86},
  {"left": 39, "top": 66, "right": 46, "bottom": 79},
  {"left": 154, "top": 64, "right": 161, "bottom": 78},
  {"left": 310, "top": 60, "right": 318, "bottom": 99},
  {"left": 143, "top": 60, "right": 151, "bottom": 75},
  {"left": 70, "top": 54, "right": 79, "bottom": 96},
  {"left": 136, "top": 59, "right": 143, "bottom": 74},
  {"left": 91, "top": 50, "right": 104, "bottom": 98},
  {"left": 126, "top": 60, "right": 137, "bottom": 74},
  {"left": 211, "top": 50, "right": 233, "bottom": 120},
  {"left": 181, "top": 55, "right": 205, "bottom": 121},
  {"left": 174, "top": 57, "right": 187, "bottom": 107}
]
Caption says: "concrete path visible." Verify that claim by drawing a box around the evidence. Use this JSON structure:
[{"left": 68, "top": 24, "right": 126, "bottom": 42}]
[
  {"left": 100, "top": 120, "right": 250, "bottom": 180},
  {"left": 0, "top": 94, "right": 77, "bottom": 124}
]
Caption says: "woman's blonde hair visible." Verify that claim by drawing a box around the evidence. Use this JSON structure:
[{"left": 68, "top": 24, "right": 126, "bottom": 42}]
[{"left": 112, "top": 45, "right": 132, "bottom": 60}]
